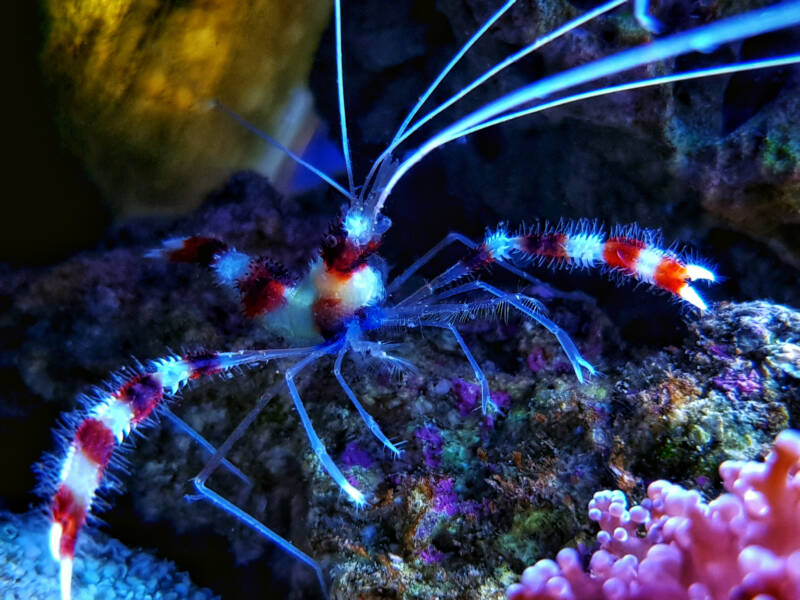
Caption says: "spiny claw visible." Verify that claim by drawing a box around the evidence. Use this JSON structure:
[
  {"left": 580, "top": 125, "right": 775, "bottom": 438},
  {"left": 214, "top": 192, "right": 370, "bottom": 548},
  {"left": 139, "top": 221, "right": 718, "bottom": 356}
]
[
  {"left": 50, "top": 516, "right": 73, "bottom": 600},
  {"left": 49, "top": 522, "right": 62, "bottom": 562},
  {"left": 686, "top": 263, "right": 717, "bottom": 283},
  {"left": 679, "top": 263, "right": 717, "bottom": 310},
  {"left": 59, "top": 555, "right": 73, "bottom": 600},
  {"left": 678, "top": 284, "right": 708, "bottom": 311}
]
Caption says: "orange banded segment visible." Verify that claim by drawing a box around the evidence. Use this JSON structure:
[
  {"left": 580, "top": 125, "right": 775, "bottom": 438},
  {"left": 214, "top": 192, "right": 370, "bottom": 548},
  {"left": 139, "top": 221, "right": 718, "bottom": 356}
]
[
  {"left": 51, "top": 484, "right": 86, "bottom": 558},
  {"left": 116, "top": 374, "right": 165, "bottom": 424},
  {"left": 603, "top": 237, "right": 645, "bottom": 272},
  {"left": 462, "top": 245, "right": 495, "bottom": 273},
  {"left": 653, "top": 256, "right": 688, "bottom": 294}
]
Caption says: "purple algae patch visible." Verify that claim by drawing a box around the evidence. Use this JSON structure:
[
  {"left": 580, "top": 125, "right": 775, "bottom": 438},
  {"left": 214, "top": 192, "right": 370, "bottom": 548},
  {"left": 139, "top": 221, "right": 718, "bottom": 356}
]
[
  {"left": 340, "top": 441, "right": 374, "bottom": 469},
  {"left": 451, "top": 379, "right": 511, "bottom": 427},
  {"left": 709, "top": 344, "right": 731, "bottom": 359},
  {"left": 492, "top": 390, "right": 511, "bottom": 412},
  {"left": 415, "top": 425, "right": 443, "bottom": 468},
  {"left": 419, "top": 545, "right": 445, "bottom": 564},
  {"left": 712, "top": 369, "right": 762, "bottom": 396},
  {"left": 451, "top": 378, "right": 479, "bottom": 416},
  {"left": 527, "top": 348, "right": 548, "bottom": 373},
  {"left": 431, "top": 478, "right": 459, "bottom": 517},
  {"left": 483, "top": 391, "right": 511, "bottom": 429}
]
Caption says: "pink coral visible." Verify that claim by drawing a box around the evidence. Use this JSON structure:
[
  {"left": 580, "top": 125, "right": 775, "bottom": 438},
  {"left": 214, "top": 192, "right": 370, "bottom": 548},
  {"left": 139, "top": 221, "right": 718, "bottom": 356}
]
[{"left": 507, "top": 430, "right": 800, "bottom": 600}]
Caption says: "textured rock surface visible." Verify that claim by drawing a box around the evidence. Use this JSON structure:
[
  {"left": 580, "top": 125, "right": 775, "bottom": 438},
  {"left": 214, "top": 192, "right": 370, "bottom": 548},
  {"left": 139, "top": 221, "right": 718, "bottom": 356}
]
[
  {"left": 2, "top": 172, "right": 798, "bottom": 599},
  {"left": 0, "top": 509, "right": 216, "bottom": 599}
]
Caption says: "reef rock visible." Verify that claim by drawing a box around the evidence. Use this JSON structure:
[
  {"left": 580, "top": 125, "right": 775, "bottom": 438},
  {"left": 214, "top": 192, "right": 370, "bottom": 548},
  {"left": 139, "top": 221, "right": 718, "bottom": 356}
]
[{"left": 1, "top": 172, "right": 798, "bottom": 598}]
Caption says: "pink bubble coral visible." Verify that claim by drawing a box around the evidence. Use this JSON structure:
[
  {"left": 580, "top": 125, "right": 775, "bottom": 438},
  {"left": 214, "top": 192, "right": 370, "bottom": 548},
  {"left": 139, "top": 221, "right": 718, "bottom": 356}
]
[{"left": 507, "top": 429, "right": 800, "bottom": 600}]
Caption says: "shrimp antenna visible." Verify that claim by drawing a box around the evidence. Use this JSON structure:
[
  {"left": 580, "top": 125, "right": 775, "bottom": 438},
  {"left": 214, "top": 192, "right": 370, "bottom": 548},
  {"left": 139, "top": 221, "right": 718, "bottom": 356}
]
[
  {"left": 454, "top": 53, "right": 800, "bottom": 140},
  {"left": 372, "top": 0, "right": 800, "bottom": 221},
  {"left": 395, "top": 0, "right": 626, "bottom": 144},
  {"left": 213, "top": 100, "right": 353, "bottom": 201},
  {"left": 335, "top": 0, "right": 356, "bottom": 196},
  {"left": 391, "top": 0, "right": 518, "bottom": 144},
  {"left": 361, "top": 0, "right": 626, "bottom": 205}
]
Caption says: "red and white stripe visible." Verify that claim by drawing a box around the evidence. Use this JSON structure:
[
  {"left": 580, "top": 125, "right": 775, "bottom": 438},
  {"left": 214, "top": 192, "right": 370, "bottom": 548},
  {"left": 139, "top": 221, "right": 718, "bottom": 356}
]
[
  {"left": 149, "top": 236, "right": 295, "bottom": 319},
  {"left": 46, "top": 349, "right": 285, "bottom": 600},
  {"left": 463, "top": 222, "right": 716, "bottom": 310}
]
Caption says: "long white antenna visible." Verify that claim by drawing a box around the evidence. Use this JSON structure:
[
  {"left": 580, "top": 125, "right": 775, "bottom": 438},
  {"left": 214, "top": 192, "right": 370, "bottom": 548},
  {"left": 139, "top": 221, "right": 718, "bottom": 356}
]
[
  {"left": 335, "top": 0, "right": 355, "bottom": 196},
  {"left": 391, "top": 0, "right": 518, "bottom": 143},
  {"left": 361, "top": 0, "right": 625, "bottom": 207},
  {"left": 214, "top": 101, "right": 353, "bottom": 201},
  {"left": 372, "top": 0, "right": 800, "bottom": 221}
]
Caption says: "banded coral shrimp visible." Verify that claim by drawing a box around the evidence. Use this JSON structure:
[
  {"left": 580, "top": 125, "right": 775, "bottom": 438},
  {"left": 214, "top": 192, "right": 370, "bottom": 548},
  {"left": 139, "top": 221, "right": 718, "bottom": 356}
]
[{"left": 33, "top": 0, "right": 800, "bottom": 599}]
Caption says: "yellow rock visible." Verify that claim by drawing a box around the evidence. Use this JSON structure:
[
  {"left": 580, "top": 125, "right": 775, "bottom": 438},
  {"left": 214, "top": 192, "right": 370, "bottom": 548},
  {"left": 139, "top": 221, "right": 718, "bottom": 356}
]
[{"left": 41, "top": 0, "right": 331, "bottom": 215}]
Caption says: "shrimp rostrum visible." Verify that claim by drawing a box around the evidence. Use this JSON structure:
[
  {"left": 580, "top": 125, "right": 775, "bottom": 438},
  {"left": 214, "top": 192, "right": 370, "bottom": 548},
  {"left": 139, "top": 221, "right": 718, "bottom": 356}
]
[{"left": 39, "top": 1, "right": 800, "bottom": 598}]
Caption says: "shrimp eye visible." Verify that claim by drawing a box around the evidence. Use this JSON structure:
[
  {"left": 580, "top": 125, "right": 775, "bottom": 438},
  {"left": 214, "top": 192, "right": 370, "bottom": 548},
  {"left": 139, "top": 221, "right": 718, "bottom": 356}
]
[{"left": 324, "top": 234, "right": 338, "bottom": 247}]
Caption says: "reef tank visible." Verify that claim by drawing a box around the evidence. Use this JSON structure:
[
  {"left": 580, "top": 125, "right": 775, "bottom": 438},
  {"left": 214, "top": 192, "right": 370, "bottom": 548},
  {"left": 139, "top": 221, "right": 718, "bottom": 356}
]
[{"left": 3, "top": 1, "right": 800, "bottom": 599}]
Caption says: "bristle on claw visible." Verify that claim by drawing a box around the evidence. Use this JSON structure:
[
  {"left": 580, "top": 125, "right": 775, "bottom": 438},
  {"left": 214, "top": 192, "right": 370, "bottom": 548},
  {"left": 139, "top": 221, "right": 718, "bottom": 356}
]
[{"left": 462, "top": 221, "right": 717, "bottom": 310}]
